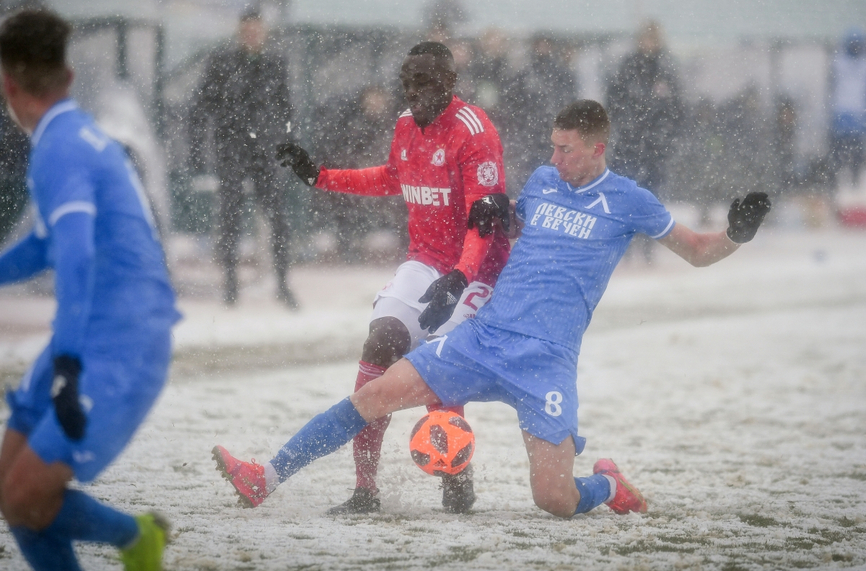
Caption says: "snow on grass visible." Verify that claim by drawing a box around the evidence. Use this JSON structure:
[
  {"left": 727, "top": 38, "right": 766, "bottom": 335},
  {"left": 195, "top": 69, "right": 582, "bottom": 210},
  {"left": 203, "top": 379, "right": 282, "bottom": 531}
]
[{"left": 0, "top": 228, "right": 865, "bottom": 569}]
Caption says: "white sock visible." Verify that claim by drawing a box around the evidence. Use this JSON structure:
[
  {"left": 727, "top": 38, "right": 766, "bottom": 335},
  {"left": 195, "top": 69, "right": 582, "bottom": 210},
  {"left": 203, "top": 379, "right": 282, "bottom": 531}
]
[
  {"left": 264, "top": 461, "right": 279, "bottom": 494},
  {"left": 603, "top": 475, "right": 617, "bottom": 503}
]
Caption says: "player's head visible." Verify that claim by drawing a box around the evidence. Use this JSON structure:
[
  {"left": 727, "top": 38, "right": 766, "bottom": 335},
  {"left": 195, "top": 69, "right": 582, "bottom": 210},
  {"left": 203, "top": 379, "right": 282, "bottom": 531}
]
[
  {"left": 400, "top": 41, "right": 457, "bottom": 128},
  {"left": 0, "top": 9, "right": 72, "bottom": 98},
  {"left": 238, "top": 5, "right": 267, "bottom": 53},
  {"left": 0, "top": 9, "right": 72, "bottom": 133},
  {"left": 550, "top": 100, "right": 609, "bottom": 186}
]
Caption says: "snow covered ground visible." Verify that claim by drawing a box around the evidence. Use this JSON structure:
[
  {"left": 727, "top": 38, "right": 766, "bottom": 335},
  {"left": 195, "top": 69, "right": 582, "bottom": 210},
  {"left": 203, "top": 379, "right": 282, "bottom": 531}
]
[{"left": 0, "top": 223, "right": 865, "bottom": 570}]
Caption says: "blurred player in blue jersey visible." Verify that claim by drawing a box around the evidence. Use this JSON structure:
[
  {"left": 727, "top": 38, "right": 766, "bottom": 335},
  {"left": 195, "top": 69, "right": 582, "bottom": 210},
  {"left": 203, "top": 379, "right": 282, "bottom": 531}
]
[
  {"left": 214, "top": 99, "right": 770, "bottom": 518},
  {"left": 0, "top": 10, "right": 180, "bottom": 570}
]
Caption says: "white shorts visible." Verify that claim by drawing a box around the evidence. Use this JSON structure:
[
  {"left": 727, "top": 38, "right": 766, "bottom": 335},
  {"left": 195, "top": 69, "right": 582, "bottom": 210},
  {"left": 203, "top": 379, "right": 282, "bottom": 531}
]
[{"left": 371, "top": 260, "right": 494, "bottom": 350}]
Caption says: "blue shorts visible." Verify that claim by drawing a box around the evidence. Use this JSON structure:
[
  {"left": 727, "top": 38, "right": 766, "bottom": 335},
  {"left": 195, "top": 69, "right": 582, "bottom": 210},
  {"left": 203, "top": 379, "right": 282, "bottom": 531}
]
[
  {"left": 5, "top": 327, "right": 172, "bottom": 483},
  {"left": 405, "top": 319, "right": 586, "bottom": 454}
]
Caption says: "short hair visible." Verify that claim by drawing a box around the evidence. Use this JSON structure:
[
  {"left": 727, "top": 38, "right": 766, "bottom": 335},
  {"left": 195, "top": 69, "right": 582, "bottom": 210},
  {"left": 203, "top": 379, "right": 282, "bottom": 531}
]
[
  {"left": 0, "top": 9, "right": 71, "bottom": 97},
  {"left": 240, "top": 5, "right": 262, "bottom": 22},
  {"left": 554, "top": 100, "right": 610, "bottom": 143},
  {"left": 408, "top": 41, "right": 454, "bottom": 63}
]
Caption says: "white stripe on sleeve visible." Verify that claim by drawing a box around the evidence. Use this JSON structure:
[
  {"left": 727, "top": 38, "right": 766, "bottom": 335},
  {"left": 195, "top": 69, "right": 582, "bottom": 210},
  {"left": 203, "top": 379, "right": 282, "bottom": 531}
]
[
  {"left": 48, "top": 201, "right": 97, "bottom": 226},
  {"left": 650, "top": 218, "right": 675, "bottom": 240}
]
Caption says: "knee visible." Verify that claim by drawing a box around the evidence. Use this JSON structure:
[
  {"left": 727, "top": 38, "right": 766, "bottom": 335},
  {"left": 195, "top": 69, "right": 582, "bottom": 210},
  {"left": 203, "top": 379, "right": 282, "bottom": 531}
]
[
  {"left": 532, "top": 489, "right": 576, "bottom": 519},
  {"left": 362, "top": 319, "right": 410, "bottom": 366},
  {"left": 1, "top": 472, "right": 62, "bottom": 530},
  {"left": 2, "top": 479, "right": 38, "bottom": 528}
]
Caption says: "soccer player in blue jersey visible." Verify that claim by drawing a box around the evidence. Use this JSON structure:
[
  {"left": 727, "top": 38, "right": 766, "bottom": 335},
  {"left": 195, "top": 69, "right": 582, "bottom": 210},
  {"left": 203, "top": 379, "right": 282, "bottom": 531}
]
[
  {"left": 0, "top": 10, "right": 180, "bottom": 570},
  {"left": 214, "top": 99, "right": 770, "bottom": 518}
]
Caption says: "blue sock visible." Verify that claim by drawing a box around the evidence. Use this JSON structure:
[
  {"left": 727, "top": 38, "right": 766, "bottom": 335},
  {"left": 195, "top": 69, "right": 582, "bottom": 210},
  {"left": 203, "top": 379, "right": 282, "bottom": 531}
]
[
  {"left": 270, "top": 397, "right": 368, "bottom": 483},
  {"left": 574, "top": 473, "right": 612, "bottom": 514},
  {"left": 11, "top": 525, "right": 82, "bottom": 571},
  {"left": 44, "top": 489, "right": 139, "bottom": 547}
]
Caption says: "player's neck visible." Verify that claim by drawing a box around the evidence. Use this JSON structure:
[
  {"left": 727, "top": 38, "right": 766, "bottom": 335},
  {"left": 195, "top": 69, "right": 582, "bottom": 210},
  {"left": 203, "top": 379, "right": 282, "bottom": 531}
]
[
  {"left": 566, "top": 162, "right": 606, "bottom": 188},
  {"left": 15, "top": 90, "right": 69, "bottom": 135}
]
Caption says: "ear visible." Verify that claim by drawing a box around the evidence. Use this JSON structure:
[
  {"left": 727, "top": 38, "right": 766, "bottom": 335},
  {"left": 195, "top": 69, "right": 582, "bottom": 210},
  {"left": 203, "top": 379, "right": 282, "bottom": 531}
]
[
  {"left": 592, "top": 142, "right": 606, "bottom": 158},
  {"left": 442, "top": 69, "right": 458, "bottom": 91},
  {"left": 1, "top": 72, "right": 18, "bottom": 99}
]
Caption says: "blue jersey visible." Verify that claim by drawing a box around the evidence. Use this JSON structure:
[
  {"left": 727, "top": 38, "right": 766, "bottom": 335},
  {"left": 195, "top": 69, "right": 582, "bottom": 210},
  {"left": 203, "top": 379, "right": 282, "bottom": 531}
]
[
  {"left": 0, "top": 100, "right": 179, "bottom": 356},
  {"left": 477, "top": 166, "right": 673, "bottom": 352}
]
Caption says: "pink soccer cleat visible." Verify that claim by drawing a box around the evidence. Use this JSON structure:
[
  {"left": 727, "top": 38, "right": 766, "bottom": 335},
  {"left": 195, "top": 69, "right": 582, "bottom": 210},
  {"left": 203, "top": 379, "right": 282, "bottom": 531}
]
[
  {"left": 212, "top": 445, "right": 268, "bottom": 508},
  {"left": 593, "top": 458, "right": 647, "bottom": 514}
]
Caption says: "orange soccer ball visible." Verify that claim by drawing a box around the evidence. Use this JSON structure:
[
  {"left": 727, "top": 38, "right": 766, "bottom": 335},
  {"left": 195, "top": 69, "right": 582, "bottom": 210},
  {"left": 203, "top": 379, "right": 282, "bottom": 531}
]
[{"left": 409, "top": 410, "right": 475, "bottom": 476}]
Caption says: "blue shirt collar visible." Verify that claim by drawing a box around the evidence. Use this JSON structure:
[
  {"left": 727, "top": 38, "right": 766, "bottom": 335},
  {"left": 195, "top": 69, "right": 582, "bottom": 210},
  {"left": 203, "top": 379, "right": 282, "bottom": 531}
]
[
  {"left": 31, "top": 98, "right": 78, "bottom": 147},
  {"left": 566, "top": 168, "right": 610, "bottom": 193}
]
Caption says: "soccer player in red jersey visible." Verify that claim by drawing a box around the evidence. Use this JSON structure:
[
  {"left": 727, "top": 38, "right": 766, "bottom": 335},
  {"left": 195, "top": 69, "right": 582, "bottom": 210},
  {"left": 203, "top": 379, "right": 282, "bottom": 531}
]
[{"left": 268, "top": 41, "right": 511, "bottom": 514}]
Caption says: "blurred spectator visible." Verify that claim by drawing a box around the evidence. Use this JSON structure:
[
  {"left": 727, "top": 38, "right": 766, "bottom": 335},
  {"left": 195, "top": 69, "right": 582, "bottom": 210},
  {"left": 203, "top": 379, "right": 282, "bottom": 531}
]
[
  {"left": 607, "top": 20, "right": 683, "bottom": 262},
  {"left": 503, "top": 34, "right": 578, "bottom": 190},
  {"left": 828, "top": 27, "right": 866, "bottom": 187},
  {"left": 424, "top": 0, "right": 466, "bottom": 43},
  {"left": 469, "top": 28, "right": 513, "bottom": 131},
  {"left": 449, "top": 38, "right": 477, "bottom": 102},
  {"left": 313, "top": 84, "right": 405, "bottom": 262},
  {"left": 188, "top": 6, "right": 297, "bottom": 307},
  {"left": 607, "top": 20, "right": 684, "bottom": 197}
]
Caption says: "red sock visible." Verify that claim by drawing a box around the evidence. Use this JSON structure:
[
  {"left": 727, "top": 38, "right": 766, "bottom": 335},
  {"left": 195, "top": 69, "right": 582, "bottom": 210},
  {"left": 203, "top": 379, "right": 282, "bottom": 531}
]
[{"left": 353, "top": 361, "right": 389, "bottom": 493}]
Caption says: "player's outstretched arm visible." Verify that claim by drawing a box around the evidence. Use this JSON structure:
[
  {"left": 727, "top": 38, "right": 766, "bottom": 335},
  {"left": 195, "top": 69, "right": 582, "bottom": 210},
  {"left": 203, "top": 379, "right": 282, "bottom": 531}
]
[
  {"left": 659, "top": 192, "right": 771, "bottom": 267},
  {"left": 0, "top": 231, "right": 50, "bottom": 286}
]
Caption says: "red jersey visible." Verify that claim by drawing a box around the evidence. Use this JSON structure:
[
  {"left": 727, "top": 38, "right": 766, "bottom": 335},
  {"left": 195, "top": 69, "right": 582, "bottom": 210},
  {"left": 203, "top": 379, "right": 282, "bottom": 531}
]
[{"left": 316, "top": 96, "right": 510, "bottom": 286}]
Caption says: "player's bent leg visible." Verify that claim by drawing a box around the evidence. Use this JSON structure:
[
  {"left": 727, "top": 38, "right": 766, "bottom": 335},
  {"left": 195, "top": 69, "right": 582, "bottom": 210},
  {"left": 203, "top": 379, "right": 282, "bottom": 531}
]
[
  {"left": 1, "top": 444, "right": 72, "bottom": 529},
  {"left": 0, "top": 429, "right": 28, "bottom": 507},
  {"left": 522, "top": 432, "right": 580, "bottom": 519},
  {"left": 329, "top": 318, "right": 410, "bottom": 514},
  {"left": 211, "top": 446, "right": 268, "bottom": 508},
  {"left": 216, "top": 363, "right": 434, "bottom": 509},
  {"left": 427, "top": 404, "right": 476, "bottom": 513},
  {"left": 327, "top": 361, "right": 389, "bottom": 514},
  {"left": 351, "top": 358, "right": 441, "bottom": 422},
  {"left": 441, "top": 462, "right": 475, "bottom": 514},
  {"left": 120, "top": 512, "right": 170, "bottom": 571}
]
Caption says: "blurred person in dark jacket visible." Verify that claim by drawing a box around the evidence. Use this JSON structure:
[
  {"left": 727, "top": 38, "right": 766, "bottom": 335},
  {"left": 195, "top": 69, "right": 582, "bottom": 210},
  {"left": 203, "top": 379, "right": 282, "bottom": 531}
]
[
  {"left": 503, "top": 34, "right": 577, "bottom": 190},
  {"left": 470, "top": 28, "right": 513, "bottom": 133},
  {"left": 313, "top": 84, "right": 404, "bottom": 262},
  {"left": 188, "top": 6, "right": 296, "bottom": 307},
  {"left": 607, "top": 20, "right": 683, "bottom": 262}
]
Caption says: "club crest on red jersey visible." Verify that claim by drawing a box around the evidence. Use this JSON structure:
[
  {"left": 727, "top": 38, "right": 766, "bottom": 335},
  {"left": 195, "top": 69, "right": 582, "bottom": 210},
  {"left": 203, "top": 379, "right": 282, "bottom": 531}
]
[
  {"left": 477, "top": 161, "right": 499, "bottom": 187},
  {"left": 432, "top": 148, "right": 446, "bottom": 166}
]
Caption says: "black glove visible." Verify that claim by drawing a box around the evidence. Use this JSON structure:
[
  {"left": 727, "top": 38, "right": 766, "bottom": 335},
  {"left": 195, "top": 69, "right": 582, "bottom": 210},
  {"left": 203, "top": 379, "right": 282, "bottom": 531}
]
[
  {"left": 275, "top": 142, "right": 319, "bottom": 186},
  {"left": 468, "top": 194, "right": 510, "bottom": 237},
  {"left": 726, "top": 192, "right": 771, "bottom": 244},
  {"left": 418, "top": 270, "right": 469, "bottom": 333},
  {"left": 52, "top": 355, "right": 87, "bottom": 441}
]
